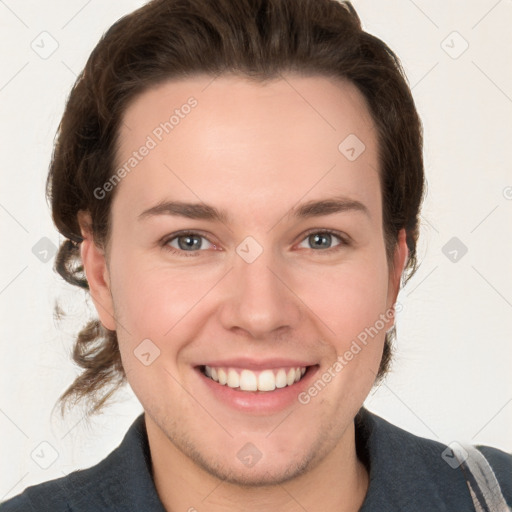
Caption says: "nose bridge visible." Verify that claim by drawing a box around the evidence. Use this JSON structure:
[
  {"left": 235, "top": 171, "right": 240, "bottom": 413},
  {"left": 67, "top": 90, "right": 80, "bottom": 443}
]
[{"left": 220, "top": 241, "right": 301, "bottom": 337}]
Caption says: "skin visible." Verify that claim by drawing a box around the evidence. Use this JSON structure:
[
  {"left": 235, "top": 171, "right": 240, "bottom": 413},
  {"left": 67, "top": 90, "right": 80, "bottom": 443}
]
[{"left": 79, "top": 73, "right": 408, "bottom": 512}]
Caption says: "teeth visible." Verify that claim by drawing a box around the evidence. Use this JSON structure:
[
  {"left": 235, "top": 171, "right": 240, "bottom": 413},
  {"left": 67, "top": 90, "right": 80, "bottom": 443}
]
[
  {"left": 227, "top": 369, "right": 239, "bottom": 388},
  {"left": 202, "top": 365, "right": 308, "bottom": 392},
  {"left": 240, "top": 370, "right": 258, "bottom": 391},
  {"left": 258, "top": 370, "right": 276, "bottom": 391},
  {"left": 217, "top": 368, "right": 227, "bottom": 385},
  {"left": 275, "top": 369, "right": 287, "bottom": 388}
]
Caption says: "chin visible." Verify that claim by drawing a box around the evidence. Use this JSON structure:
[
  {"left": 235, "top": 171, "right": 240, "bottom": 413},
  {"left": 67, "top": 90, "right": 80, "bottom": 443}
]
[{"left": 199, "top": 454, "right": 314, "bottom": 488}]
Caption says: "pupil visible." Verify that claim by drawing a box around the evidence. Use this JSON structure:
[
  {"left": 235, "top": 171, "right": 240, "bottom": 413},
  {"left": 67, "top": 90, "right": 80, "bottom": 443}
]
[
  {"left": 310, "top": 233, "right": 331, "bottom": 249},
  {"left": 178, "top": 235, "right": 201, "bottom": 250}
]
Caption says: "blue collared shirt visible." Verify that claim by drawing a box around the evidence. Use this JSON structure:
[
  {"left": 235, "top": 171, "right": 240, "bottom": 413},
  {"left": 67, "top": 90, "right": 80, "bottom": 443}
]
[{"left": 1, "top": 408, "right": 511, "bottom": 511}]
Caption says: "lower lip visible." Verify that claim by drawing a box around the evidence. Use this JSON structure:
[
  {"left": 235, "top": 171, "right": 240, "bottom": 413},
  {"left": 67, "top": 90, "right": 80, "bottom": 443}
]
[{"left": 195, "top": 365, "right": 319, "bottom": 415}]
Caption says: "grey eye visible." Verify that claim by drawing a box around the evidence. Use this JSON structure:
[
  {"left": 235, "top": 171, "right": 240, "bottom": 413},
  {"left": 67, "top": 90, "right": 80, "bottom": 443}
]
[
  {"left": 297, "top": 232, "right": 343, "bottom": 250},
  {"left": 168, "top": 234, "right": 214, "bottom": 251}
]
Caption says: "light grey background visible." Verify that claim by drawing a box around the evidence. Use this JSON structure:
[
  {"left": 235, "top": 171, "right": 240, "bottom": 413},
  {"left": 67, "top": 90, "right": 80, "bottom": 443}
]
[{"left": 1, "top": 0, "right": 511, "bottom": 501}]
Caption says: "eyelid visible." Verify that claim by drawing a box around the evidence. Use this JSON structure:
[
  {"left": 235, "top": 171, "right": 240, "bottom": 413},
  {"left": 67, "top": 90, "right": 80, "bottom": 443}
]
[
  {"left": 160, "top": 228, "right": 350, "bottom": 256},
  {"left": 296, "top": 228, "right": 350, "bottom": 250},
  {"left": 160, "top": 230, "right": 220, "bottom": 255}
]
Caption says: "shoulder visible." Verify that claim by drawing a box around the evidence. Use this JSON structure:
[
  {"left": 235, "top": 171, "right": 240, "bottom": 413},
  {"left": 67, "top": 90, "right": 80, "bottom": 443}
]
[
  {"left": 0, "top": 472, "right": 77, "bottom": 512},
  {"left": 0, "top": 445, "right": 124, "bottom": 512},
  {"left": 0, "top": 413, "right": 165, "bottom": 512},
  {"left": 357, "top": 408, "right": 512, "bottom": 511}
]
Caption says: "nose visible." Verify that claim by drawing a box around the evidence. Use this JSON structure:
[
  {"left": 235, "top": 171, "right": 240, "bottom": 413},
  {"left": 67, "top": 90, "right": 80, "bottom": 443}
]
[{"left": 218, "top": 246, "right": 302, "bottom": 339}]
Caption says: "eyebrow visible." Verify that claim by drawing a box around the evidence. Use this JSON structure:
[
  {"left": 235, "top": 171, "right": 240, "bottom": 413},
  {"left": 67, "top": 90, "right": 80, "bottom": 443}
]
[{"left": 137, "top": 196, "right": 370, "bottom": 223}]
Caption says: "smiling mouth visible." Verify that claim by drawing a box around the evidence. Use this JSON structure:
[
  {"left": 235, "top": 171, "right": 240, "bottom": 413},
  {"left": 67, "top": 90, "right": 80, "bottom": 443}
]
[{"left": 198, "top": 365, "right": 313, "bottom": 392}]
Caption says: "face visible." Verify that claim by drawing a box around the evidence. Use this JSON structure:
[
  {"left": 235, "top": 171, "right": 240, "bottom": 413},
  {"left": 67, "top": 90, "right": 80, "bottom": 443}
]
[{"left": 80, "top": 73, "right": 407, "bottom": 486}]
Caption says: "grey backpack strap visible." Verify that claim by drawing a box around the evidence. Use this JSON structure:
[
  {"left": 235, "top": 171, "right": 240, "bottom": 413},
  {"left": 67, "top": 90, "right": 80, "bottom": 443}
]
[{"left": 452, "top": 443, "right": 510, "bottom": 512}]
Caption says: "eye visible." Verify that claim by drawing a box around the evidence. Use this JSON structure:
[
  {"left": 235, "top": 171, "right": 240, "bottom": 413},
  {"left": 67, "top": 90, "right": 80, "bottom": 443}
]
[
  {"left": 163, "top": 232, "right": 216, "bottom": 255},
  {"left": 297, "top": 230, "right": 348, "bottom": 251}
]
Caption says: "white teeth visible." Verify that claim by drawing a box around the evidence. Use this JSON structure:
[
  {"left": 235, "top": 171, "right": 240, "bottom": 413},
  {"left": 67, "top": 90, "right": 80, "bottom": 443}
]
[
  {"left": 275, "top": 369, "right": 287, "bottom": 388},
  {"left": 239, "top": 370, "right": 258, "bottom": 391},
  {"left": 227, "top": 369, "right": 239, "bottom": 388},
  {"left": 202, "top": 365, "right": 308, "bottom": 392},
  {"left": 217, "top": 368, "right": 227, "bottom": 385},
  {"left": 258, "top": 370, "right": 276, "bottom": 391}
]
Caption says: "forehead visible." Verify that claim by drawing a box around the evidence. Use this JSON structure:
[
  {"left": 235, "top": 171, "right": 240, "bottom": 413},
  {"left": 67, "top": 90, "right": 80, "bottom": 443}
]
[{"left": 113, "top": 73, "right": 381, "bottom": 226}]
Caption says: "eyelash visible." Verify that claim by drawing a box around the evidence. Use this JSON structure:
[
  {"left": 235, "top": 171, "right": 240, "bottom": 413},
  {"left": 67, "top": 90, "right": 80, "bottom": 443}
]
[{"left": 160, "top": 229, "right": 350, "bottom": 257}]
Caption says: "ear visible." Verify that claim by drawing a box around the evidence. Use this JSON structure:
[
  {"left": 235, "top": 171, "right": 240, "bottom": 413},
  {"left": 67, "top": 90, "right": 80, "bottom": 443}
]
[
  {"left": 77, "top": 210, "right": 116, "bottom": 331},
  {"left": 386, "top": 228, "right": 409, "bottom": 315}
]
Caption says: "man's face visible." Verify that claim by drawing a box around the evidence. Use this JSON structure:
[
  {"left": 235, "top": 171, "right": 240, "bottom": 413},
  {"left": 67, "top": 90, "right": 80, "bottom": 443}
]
[{"left": 84, "top": 74, "right": 406, "bottom": 485}]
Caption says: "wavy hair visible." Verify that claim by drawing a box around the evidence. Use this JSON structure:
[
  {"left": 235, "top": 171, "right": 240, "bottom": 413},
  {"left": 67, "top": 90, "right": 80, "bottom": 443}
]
[{"left": 48, "top": 0, "right": 425, "bottom": 417}]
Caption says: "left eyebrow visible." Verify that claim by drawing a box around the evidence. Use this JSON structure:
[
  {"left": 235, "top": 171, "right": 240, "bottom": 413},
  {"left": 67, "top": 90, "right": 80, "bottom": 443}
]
[{"left": 291, "top": 196, "right": 371, "bottom": 219}]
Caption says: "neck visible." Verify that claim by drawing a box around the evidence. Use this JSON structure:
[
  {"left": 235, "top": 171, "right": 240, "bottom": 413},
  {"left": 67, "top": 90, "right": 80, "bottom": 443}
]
[{"left": 146, "top": 416, "right": 369, "bottom": 512}]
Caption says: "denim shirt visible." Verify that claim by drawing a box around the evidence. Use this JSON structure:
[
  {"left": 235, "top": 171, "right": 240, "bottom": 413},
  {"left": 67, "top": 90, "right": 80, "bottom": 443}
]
[{"left": 1, "top": 408, "right": 511, "bottom": 511}]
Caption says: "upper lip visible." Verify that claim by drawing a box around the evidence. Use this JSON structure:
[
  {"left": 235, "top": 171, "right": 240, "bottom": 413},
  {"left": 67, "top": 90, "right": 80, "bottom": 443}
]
[{"left": 197, "top": 358, "right": 317, "bottom": 370}]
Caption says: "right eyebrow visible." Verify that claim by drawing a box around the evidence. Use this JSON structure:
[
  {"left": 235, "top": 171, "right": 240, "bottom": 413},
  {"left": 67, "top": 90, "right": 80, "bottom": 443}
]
[{"left": 138, "top": 201, "right": 229, "bottom": 223}]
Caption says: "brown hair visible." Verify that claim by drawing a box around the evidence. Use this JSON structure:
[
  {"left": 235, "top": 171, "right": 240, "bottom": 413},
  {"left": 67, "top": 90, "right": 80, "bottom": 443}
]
[{"left": 49, "top": 0, "right": 425, "bottom": 417}]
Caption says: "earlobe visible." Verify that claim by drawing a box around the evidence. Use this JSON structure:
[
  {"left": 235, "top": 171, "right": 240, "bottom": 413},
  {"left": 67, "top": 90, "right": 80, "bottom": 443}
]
[
  {"left": 395, "top": 228, "right": 409, "bottom": 285},
  {"left": 77, "top": 210, "right": 117, "bottom": 331},
  {"left": 386, "top": 228, "right": 409, "bottom": 315}
]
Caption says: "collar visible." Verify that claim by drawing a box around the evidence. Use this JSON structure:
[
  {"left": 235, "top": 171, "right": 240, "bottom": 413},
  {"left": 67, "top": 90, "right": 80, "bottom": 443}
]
[
  {"left": 355, "top": 408, "right": 474, "bottom": 511},
  {"left": 80, "top": 408, "right": 474, "bottom": 511}
]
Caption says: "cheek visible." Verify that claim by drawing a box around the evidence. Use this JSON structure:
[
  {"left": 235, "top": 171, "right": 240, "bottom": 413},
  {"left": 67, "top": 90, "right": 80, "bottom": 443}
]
[
  {"left": 108, "top": 250, "right": 221, "bottom": 346},
  {"left": 295, "top": 255, "right": 390, "bottom": 346}
]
